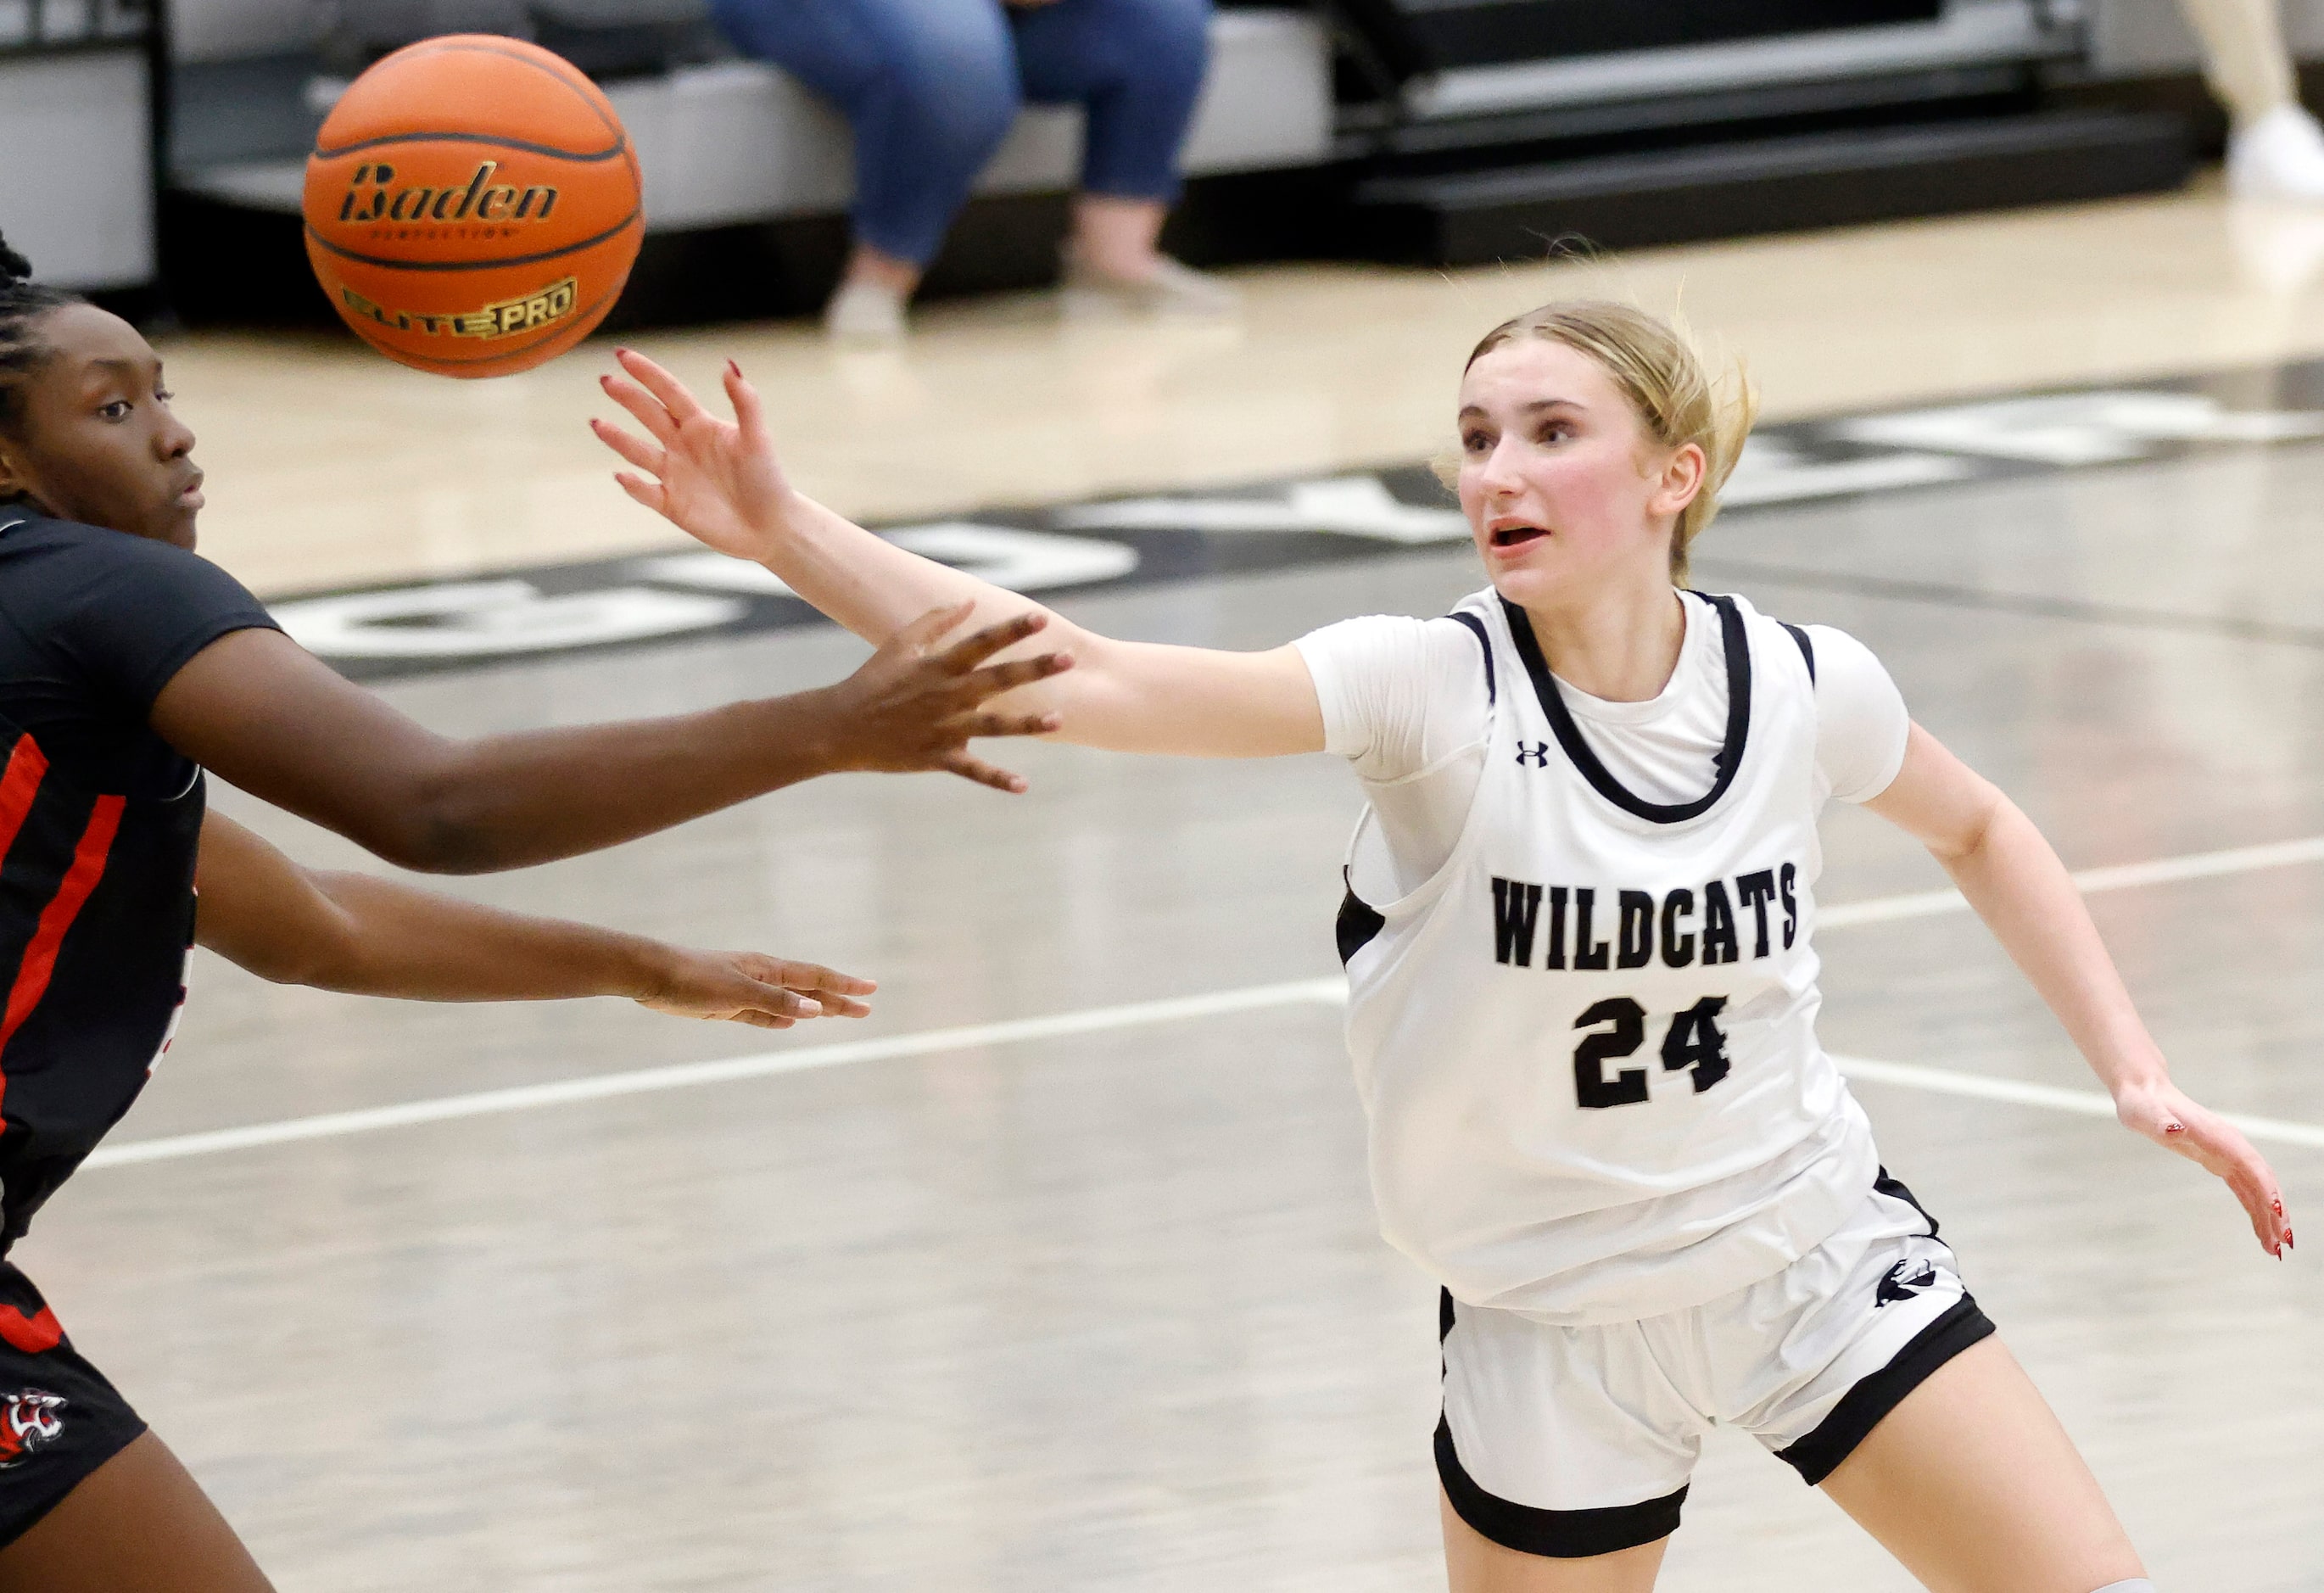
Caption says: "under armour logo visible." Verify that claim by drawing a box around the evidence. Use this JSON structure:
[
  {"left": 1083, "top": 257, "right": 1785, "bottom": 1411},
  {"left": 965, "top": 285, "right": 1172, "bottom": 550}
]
[
  {"left": 1875, "top": 1259, "right": 1937, "bottom": 1307},
  {"left": 1515, "top": 742, "right": 1553, "bottom": 768}
]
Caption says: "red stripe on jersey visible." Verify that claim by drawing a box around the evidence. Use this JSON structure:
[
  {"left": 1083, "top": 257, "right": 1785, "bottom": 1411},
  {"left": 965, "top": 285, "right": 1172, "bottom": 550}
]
[
  {"left": 0, "top": 735, "right": 49, "bottom": 868},
  {"left": 0, "top": 796, "right": 126, "bottom": 1106},
  {"left": 0, "top": 1307, "right": 60, "bottom": 1355}
]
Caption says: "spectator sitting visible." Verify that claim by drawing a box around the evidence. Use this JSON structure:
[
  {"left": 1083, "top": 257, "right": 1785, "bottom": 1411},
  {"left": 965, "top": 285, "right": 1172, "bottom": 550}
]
[{"left": 711, "top": 0, "right": 1236, "bottom": 340}]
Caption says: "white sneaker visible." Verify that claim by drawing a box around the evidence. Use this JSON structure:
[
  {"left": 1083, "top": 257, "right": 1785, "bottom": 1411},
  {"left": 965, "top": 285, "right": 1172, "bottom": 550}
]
[
  {"left": 2226, "top": 104, "right": 2324, "bottom": 202},
  {"left": 1061, "top": 245, "right": 1240, "bottom": 318},
  {"left": 824, "top": 281, "right": 908, "bottom": 344}
]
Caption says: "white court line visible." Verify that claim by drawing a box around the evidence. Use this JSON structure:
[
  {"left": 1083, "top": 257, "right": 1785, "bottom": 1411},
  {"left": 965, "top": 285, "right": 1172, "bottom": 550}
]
[
  {"left": 85, "top": 835, "right": 2324, "bottom": 1171},
  {"left": 1818, "top": 833, "right": 2324, "bottom": 929},
  {"left": 84, "top": 979, "right": 1348, "bottom": 1169},
  {"left": 1835, "top": 1057, "right": 2324, "bottom": 1149}
]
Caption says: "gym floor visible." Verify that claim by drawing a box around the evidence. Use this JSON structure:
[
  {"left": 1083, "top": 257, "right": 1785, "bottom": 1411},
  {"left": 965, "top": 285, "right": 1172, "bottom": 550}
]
[{"left": 31, "top": 180, "right": 2324, "bottom": 1589}]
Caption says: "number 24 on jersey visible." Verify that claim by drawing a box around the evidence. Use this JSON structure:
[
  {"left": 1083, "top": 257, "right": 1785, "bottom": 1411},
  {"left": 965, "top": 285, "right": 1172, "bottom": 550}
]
[{"left": 1570, "top": 996, "right": 1730, "bottom": 1110}]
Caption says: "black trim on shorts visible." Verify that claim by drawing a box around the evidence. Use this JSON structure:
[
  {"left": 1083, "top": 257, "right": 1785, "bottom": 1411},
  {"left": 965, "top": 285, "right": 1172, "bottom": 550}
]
[
  {"left": 1874, "top": 1166, "right": 1940, "bottom": 1240},
  {"left": 1774, "top": 1294, "right": 1997, "bottom": 1486},
  {"left": 1436, "top": 1417, "right": 1687, "bottom": 1558}
]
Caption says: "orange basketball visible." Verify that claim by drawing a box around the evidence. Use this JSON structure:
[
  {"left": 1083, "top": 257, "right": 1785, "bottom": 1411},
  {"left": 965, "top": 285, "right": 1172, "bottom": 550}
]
[{"left": 302, "top": 35, "right": 644, "bottom": 379}]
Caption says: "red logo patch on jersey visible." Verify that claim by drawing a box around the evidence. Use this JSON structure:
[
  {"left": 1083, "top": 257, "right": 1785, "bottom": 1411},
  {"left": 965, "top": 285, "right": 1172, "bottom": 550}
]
[{"left": 0, "top": 1391, "right": 66, "bottom": 1467}]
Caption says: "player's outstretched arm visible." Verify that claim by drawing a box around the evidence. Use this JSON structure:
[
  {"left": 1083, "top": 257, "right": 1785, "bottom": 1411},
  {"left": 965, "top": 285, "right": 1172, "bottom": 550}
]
[
  {"left": 150, "top": 602, "right": 1064, "bottom": 875},
  {"left": 591, "top": 349, "right": 1326, "bottom": 760},
  {"left": 1864, "top": 724, "right": 2293, "bottom": 1257},
  {"left": 193, "top": 812, "right": 870, "bottom": 1027}
]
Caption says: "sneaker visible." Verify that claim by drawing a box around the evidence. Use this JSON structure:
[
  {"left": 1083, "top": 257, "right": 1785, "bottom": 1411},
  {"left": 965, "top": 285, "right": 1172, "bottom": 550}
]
[
  {"left": 825, "top": 281, "right": 908, "bottom": 344},
  {"left": 1061, "top": 244, "right": 1240, "bottom": 318},
  {"left": 2227, "top": 103, "right": 2324, "bottom": 202}
]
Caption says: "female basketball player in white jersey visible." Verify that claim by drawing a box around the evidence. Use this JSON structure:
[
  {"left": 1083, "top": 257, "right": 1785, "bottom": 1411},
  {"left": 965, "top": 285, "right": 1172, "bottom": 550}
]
[{"left": 589, "top": 305, "right": 2289, "bottom": 1592}]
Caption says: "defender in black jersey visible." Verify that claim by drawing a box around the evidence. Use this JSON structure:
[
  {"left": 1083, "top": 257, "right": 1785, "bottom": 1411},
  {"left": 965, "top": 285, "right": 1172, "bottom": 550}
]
[{"left": 0, "top": 237, "right": 1072, "bottom": 1589}]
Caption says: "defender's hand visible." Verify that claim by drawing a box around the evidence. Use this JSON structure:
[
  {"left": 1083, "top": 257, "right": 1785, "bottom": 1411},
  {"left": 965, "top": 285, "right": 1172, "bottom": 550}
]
[
  {"left": 817, "top": 603, "right": 1071, "bottom": 793},
  {"left": 637, "top": 949, "right": 876, "bottom": 1029},
  {"left": 593, "top": 349, "right": 794, "bottom": 558},
  {"left": 2115, "top": 1076, "right": 2293, "bottom": 1258}
]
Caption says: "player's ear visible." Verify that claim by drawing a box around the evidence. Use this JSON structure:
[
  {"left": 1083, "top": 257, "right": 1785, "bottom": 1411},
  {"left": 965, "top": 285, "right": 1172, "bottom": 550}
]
[{"left": 1648, "top": 441, "right": 1707, "bottom": 518}]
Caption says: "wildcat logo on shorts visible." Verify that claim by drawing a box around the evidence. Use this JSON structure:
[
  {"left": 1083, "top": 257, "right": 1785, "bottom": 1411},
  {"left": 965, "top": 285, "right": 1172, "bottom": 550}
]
[
  {"left": 1875, "top": 1260, "right": 1937, "bottom": 1307},
  {"left": 0, "top": 1392, "right": 65, "bottom": 1467}
]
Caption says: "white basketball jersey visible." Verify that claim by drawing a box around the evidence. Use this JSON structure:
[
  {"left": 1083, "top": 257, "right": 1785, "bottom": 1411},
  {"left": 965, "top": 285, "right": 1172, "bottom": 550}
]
[{"left": 1338, "top": 590, "right": 1878, "bottom": 1326}]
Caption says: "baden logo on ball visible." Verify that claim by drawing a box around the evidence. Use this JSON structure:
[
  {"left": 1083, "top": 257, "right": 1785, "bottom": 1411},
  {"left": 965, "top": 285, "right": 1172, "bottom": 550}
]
[{"left": 300, "top": 34, "right": 644, "bottom": 379}]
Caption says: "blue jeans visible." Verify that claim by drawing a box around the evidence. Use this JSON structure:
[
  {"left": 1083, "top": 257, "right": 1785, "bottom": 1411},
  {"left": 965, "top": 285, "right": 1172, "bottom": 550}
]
[{"left": 711, "top": 0, "right": 1212, "bottom": 266}]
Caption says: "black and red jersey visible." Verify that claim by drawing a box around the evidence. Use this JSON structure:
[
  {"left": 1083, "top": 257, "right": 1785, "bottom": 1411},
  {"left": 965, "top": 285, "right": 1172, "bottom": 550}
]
[{"left": 0, "top": 511, "right": 276, "bottom": 1251}]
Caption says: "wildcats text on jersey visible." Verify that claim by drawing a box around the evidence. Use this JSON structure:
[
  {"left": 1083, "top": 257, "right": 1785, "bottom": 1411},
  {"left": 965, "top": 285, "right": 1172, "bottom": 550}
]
[{"left": 1489, "top": 864, "right": 1801, "bottom": 971}]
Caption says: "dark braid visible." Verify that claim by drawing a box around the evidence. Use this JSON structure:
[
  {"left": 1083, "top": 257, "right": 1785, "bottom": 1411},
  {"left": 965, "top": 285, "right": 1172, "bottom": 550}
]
[{"left": 0, "top": 232, "right": 83, "bottom": 439}]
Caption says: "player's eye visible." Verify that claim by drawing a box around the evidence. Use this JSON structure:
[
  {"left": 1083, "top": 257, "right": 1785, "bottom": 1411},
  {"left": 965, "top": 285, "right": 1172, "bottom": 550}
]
[
  {"left": 1461, "top": 429, "right": 1493, "bottom": 454},
  {"left": 97, "top": 400, "right": 132, "bottom": 422},
  {"left": 154, "top": 388, "right": 175, "bottom": 404}
]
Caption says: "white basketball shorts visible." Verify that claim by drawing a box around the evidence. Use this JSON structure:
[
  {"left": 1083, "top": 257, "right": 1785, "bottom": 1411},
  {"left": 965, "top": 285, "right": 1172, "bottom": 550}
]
[{"left": 1437, "top": 1170, "right": 1994, "bottom": 1559}]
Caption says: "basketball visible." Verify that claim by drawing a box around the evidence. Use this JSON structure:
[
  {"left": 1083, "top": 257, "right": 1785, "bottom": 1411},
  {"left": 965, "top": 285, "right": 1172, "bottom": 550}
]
[{"left": 300, "top": 35, "right": 643, "bottom": 378}]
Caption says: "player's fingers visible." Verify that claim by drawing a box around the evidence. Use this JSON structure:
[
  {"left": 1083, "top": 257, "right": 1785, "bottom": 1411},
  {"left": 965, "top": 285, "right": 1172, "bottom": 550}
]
[
  {"left": 730, "top": 1010, "right": 793, "bottom": 1030},
  {"left": 958, "top": 651, "right": 1074, "bottom": 701},
  {"left": 597, "top": 372, "right": 679, "bottom": 446},
  {"left": 936, "top": 610, "right": 1050, "bottom": 673},
  {"left": 764, "top": 959, "right": 877, "bottom": 997},
  {"left": 612, "top": 473, "right": 670, "bottom": 517},
  {"left": 614, "top": 347, "right": 709, "bottom": 422},
  {"left": 943, "top": 752, "right": 1030, "bottom": 794},
  {"left": 724, "top": 360, "right": 769, "bottom": 439},
  {"left": 732, "top": 987, "right": 823, "bottom": 1023},
  {"left": 885, "top": 601, "right": 976, "bottom": 661},
  {"left": 2181, "top": 1119, "right": 2288, "bottom": 1254},
  {"left": 589, "top": 417, "right": 667, "bottom": 476},
  {"left": 960, "top": 710, "right": 1062, "bottom": 741}
]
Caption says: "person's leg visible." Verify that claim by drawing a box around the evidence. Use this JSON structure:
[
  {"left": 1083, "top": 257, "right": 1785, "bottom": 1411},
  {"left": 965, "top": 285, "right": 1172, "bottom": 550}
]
[
  {"left": 0, "top": 1431, "right": 271, "bottom": 1593},
  {"left": 1438, "top": 1294, "right": 1698, "bottom": 1593},
  {"left": 708, "top": 0, "right": 1020, "bottom": 318},
  {"left": 1442, "top": 1490, "right": 1667, "bottom": 1593},
  {"left": 1819, "top": 1337, "right": 2146, "bottom": 1593},
  {"left": 1011, "top": 0, "right": 1230, "bottom": 302},
  {"left": 2174, "top": 0, "right": 2324, "bottom": 200},
  {"left": 2180, "top": 0, "right": 2298, "bottom": 127}
]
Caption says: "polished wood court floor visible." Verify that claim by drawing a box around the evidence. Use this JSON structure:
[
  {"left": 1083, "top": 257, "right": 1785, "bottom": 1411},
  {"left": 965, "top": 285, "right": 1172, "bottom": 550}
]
[{"left": 25, "top": 182, "right": 2324, "bottom": 1589}]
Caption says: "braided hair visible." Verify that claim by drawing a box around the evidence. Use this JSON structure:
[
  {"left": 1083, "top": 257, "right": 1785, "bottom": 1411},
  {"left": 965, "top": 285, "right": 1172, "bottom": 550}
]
[{"left": 0, "top": 232, "right": 83, "bottom": 439}]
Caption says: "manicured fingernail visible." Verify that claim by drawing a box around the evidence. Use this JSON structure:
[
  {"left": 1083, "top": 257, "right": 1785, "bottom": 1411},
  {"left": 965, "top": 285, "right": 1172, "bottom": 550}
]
[
  {"left": 727, "top": 359, "right": 741, "bottom": 377},
  {"left": 2275, "top": 1199, "right": 2286, "bottom": 1216},
  {"left": 2286, "top": 1229, "right": 2295, "bottom": 1249},
  {"left": 2165, "top": 1123, "right": 2185, "bottom": 1134}
]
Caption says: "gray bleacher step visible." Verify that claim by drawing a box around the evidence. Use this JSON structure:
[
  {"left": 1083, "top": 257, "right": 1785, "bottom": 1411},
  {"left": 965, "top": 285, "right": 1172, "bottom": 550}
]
[{"left": 1350, "top": 109, "right": 2192, "bottom": 265}]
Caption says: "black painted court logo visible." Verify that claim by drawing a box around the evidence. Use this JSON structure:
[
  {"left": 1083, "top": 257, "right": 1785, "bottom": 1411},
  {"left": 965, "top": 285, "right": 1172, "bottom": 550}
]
[
  {"left": 0, "top": 1391, "right": 65, "bottom": 1467},
  {"left": 1875, "top": 1260, "right": 1937, "bottom": 1308},
  {"left": 267, "top": 368, "right": 2324, "bottom": 682}
]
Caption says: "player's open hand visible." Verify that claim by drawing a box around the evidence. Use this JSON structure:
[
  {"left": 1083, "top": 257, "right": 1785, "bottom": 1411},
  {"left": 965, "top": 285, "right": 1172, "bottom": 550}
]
[
  {"left": 592, "top": 348, "right": 792, "bottom": 559},
  {"left": 2114, "top": 1076, "right": 2293, "bottom": 1258},
  {"left": 819, "top": 602, "right": 1070, "bottom": 792},
  {"left": 638, "top": 948, "right": 876, "bottom": 1029}
]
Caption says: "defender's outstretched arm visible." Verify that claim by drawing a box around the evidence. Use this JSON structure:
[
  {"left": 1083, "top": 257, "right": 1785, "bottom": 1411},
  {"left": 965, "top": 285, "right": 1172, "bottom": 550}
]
[
  {"left": 154, "top": 602, "right": 1064, "bottom": 875},
  {"left": 593, "top": 350, "right": 1326, "bottom": 760},
  {"left": 194, "top": 811, "right": 869, "bottom": 1027}
]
